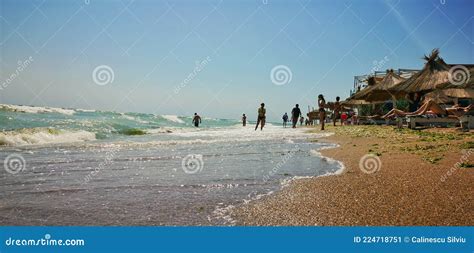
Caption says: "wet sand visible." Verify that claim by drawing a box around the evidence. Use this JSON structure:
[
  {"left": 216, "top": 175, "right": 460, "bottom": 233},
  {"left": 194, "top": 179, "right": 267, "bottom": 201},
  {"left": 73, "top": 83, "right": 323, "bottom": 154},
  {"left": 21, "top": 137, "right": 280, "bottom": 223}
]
[{"left": 233, "top": 125, "right": 474, "bottom": 226}]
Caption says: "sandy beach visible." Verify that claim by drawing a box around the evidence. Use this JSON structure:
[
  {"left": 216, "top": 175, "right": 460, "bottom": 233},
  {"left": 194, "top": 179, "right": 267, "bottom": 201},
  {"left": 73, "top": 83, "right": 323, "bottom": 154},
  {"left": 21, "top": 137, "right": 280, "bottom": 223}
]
[{"left": 233, "top": 125, "right": 473, "bottom": 226}]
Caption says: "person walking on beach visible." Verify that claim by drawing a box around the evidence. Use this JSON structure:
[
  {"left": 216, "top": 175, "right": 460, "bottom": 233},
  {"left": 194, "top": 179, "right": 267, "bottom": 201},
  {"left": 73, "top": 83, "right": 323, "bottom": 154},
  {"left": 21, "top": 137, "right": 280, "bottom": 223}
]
[
  {"left": 299, "top": 116, "right": 304, "bottom": 126},
  {"left": 242, "top": 113, "right": 247, "bottom": 127},
  {"left": 291, "top": 104, "right": 301, "bottom": 128},
  {"left": 255, "top": 103, "right": 266, "bottom": 131},
  {"left": 282, "top": 113, "right": 288, "bottom": 128},
  {"left": 192, "top": 113, "right": 201, "bottom": 127},
  {"left": 318, "top": 94, "right": 326, "bottom": 131},
  {"left": 333, "top": 96, "right": 341, "bottom": 126}
]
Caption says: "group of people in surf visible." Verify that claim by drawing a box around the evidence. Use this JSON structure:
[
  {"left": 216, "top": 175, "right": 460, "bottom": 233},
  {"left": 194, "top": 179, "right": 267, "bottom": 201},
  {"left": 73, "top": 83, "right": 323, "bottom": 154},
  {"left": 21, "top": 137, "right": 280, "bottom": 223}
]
[
  {"left": 252, "top": 95, "right": 344, "bottom": 131},
  {"left": 249, "top": 95, "right": 344, "bottom": 131},
  {"left": 248, "top": 103, "right": 303, "bottom": 131},
  {"left": 281, "top": 104, "right": 304, "bottom": 129},
  {"left": 192, "top": 92, "right": 473, "bottom": 130},
  {"left": 191, "top": 94, "right": 344, "bottom": 131}
]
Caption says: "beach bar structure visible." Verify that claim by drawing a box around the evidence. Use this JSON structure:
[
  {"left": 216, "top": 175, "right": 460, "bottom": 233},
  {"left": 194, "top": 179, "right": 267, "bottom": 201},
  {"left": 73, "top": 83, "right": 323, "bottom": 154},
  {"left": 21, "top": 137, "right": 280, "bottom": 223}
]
[
  {"left": 342, "top": 49, "right": 474, "bottom": 128},
  {"left": 350, "top": 69, "right": 418, "bottom": 97},
  {"left": 352, "top": 69, "right": 406, "bottom": 102},
  {"left": 388, "top": 49, "right": 474, "bottom": 100}
]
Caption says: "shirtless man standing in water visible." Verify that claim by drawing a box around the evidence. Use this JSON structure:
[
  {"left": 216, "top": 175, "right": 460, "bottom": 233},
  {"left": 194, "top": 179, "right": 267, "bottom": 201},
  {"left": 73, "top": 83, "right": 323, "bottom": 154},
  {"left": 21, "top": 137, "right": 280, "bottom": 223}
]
[
  {"left": 192, "top": 113, "right": 201, "bottom": 127},
  {"left": 255, "top": 103, "right": 266, "bottom": 131}
]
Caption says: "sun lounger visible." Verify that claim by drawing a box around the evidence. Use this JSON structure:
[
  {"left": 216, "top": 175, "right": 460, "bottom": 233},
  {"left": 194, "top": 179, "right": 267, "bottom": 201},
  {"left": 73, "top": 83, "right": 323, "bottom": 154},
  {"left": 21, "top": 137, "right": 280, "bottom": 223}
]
[
  {"left": 459, "top": 115, "right": 474, "bottom": 130},
  {"left": 358, "top": 116, "right": 397, "bottom": 125},
  {"left": 407, "top": 116, "right": 459, "bottom": 129}
]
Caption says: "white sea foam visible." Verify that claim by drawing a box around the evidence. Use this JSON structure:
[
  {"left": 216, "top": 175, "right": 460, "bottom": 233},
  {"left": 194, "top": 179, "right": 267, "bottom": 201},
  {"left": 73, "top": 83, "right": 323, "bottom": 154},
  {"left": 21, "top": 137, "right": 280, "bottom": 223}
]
[
  {"left": 75, "top": 108, "right": 96, "bottom": 113},
  {"left": 0, "top": 128, "right": 96, "bottom": 146},
  {"left": 210, "top": 204, "right": 237, "bottom": 226},
  {"left": 309, "top": 145, "right": 345, "bottom": 176},
  {"left": 279, "top": 160, "right": 345, "bottom": 190},
  {"left": 161, "top": 115, "right": 184, "bottom": 124},
  {"left": 27, "top": 125, "right": 319, "bottom": 149},
  {"left": 169, "top": 124, "right": 328, "bottom": 139},
  {"left": 0, "top": 104, "right": 75, "bottom": 115},
  {"left": 279, "top": 151, "right": 345, "bottom": 189},
  {"left": 120, "top": 113, "right": 135, "bottom": 121},
  {"left": 119, "top": 113, "right": 149, "bottom": 124},
  {"left": 109, "top": 125, "right": 330, "bottom": 148},
  {"left": 145, "top": 128, "right": 175, "bottom": 134},
  {"left": 209, "top": 190, "right": 277, "bottom": 226}
]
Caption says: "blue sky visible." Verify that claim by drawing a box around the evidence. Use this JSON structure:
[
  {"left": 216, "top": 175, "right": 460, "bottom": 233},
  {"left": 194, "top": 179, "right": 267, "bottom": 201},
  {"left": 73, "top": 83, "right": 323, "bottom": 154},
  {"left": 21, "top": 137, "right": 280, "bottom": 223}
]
[{"left": 0, "top": 0, "right": 473, "bottom": 121}]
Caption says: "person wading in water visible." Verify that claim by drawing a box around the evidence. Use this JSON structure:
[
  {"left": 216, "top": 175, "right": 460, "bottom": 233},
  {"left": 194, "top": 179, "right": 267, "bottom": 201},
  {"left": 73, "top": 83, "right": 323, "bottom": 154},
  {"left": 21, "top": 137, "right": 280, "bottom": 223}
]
[
  {"left": 192, "top": 113, "right": 202, "bottom": 127},
  {"left": 255, "top": 103, "right": 266, "bottom": 131},
  {"left": 291, "top": 104, "right": 301, "bottom": 128}
]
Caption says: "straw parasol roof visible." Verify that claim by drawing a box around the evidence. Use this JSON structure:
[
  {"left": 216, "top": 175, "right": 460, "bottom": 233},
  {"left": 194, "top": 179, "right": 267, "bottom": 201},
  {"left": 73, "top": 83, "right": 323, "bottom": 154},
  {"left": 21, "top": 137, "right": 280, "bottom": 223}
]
[
  {"left": 389, "top": 49, "right": 474, "bottom": 96},
  {"left": 347, "top": 76, "right": 378, "bottom": 100},
  {"left": 423, "top": 92, "right": 452, "bottom": 104},
  {"left": 353, "top": 69, "right": 406, "bottom": 102},
  {"left": 341, "top": 99, "right": 373, "bottom": 106},
  {"left": 440, "top": 88, "right": 474, "bottom": 98},
  {"left": 424, "top": 88, "right": 474, "bottom": 104}
]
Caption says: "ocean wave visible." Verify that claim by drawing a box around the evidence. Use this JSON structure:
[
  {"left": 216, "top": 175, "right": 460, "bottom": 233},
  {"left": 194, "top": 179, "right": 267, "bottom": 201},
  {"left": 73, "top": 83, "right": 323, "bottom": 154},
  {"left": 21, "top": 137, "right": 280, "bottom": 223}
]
[
  {"left": 75, "top": 108, "right": 96, "bottom": 113},
  {"left": 0, "top": 128, "right": 96, "bottom": 146},
  {"left": 119, "top": 113, "right": 149, "bottom": 124},
  {"left": 81, "top": 126, "right": 328, "bottom": 148},
  {"left": 161, "top": 115, "right": 184, "bottom": 124},
  {"left": 0, "top": 104, "right": 75, "bottom": 115}
]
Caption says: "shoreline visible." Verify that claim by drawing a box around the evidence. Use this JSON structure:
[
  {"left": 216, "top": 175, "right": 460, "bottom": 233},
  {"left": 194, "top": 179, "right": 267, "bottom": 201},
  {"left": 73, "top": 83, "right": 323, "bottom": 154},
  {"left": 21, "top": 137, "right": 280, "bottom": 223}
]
[{"left": 232, "top": 125, "right": 474, "bottom": 226}]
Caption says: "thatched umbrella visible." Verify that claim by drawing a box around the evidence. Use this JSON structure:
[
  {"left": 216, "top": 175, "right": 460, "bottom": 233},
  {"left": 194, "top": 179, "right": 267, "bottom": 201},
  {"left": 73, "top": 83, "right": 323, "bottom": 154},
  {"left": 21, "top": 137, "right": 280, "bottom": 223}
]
[
  {"left": 341, "top": 99, "right": 373, "bottom": 106},
  {"left": 389, "top": 49, "right": 474, "bottom": 97},
  {"left": 346, "top": 76, "right": 378, "bottom": 101},
  {"left": 440, "top": 88, "right": 474, "bottom": 98},
  {"left": 341, "top": 87, "right": 374, "bottom": 107},
  {"left": 424, "top": 88, "right": 474, "bottom": 104},
  {"left": 353, "top": 69, "right": 406, "bottom": 102}
]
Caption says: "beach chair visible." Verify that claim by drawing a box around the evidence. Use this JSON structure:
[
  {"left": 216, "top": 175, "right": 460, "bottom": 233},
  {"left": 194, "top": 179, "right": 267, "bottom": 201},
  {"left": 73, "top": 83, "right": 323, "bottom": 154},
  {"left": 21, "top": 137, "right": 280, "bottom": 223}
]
[
  {"left": 459, "top": 115, "right": 474, "bottom": 130},
  {"left": 358, "top": 115, "right": 397, "bottom": 125},
  {"left": 407, "top": 116, "right": 459, "bottom": 129},
  {"left": 407, "top": 107, "right": 473, "bottom": 129}
]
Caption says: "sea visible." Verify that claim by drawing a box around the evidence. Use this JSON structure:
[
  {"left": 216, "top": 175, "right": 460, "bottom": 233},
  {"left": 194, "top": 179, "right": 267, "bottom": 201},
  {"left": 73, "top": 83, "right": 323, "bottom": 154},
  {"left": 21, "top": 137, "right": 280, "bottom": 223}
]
[{"left": 0, "top": 104, "right": 343, "bottom": 225}]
